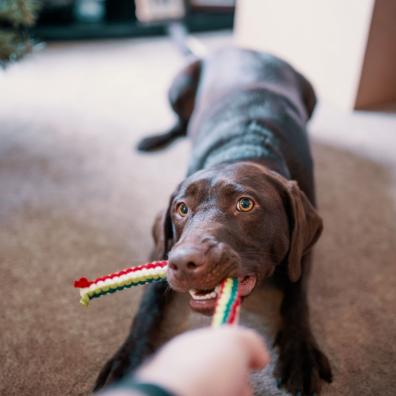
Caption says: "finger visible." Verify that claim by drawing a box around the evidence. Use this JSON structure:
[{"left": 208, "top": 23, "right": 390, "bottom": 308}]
[
  {"left": 237, "top": 328, "right": 271, "bottom": 370},
  {"left": 241, "top": 379, "right": 253, "bottom": 396}
]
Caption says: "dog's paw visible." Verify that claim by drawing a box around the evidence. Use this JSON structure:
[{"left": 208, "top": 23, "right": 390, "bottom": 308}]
[
  {"left": 93, "top": 353, "right": 131, "bottom": 391},
  {"left": 136, "top": 135, "right": 163, "bottom": 151},
  {"left": 274, "top": 332, "right": 333, "bottom": 396}
]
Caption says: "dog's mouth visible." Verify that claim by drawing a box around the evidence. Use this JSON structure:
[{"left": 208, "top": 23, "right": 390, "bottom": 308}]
[{"left": 188, "top": 275, "right": 257, "bottom": 315}]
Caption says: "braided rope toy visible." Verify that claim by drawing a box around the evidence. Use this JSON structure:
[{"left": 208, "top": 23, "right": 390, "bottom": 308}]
[
  {"left": 73, "top": 261, "right": 168, "bottom": 306},
  {"left": 211, "top": 278, "right": 240, "bottom": 327},
  {"left": 73, "top": 261, "right": 241, "bottom": 326}
]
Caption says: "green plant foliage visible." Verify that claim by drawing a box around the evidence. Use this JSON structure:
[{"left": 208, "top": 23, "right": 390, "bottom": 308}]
[{"left": 0, "top": 0, "right": 40, "bottom": 66}]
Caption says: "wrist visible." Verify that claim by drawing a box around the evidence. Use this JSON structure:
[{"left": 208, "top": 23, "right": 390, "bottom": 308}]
[
  {"left": 136, "top": 362, "right": 194, "bottom": 396},
  {"left": 100, "top": 376, "right": 177, "bottom": 396}
]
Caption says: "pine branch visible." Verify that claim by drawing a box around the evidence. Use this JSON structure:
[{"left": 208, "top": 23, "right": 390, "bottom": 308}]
[
  {"left": 0, "top": 0, "right": 39, "bottom": 27},
  {"left": 0, "top": 30, "right": 32, "bottom": 64},
  {"left": 0, "top": 0, "right": 40, "bottom": 67}
]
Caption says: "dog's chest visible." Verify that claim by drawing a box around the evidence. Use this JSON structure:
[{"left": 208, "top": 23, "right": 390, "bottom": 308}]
[{"left": 156, "top": 282, "right": 289, "bottom": 396}]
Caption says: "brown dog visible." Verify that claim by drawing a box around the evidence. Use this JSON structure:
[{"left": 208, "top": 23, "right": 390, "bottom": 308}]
[{"left": 95, "top": 48, "right": 332, "bottom": 395}]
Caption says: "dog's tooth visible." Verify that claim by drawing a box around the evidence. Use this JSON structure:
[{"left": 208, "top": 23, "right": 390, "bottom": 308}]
[
  {"left": 200, "top": 291, "right": 215, "bottom": 300},
  {"left": 188, "top": 289, "right": 217, "bottom": 300}
]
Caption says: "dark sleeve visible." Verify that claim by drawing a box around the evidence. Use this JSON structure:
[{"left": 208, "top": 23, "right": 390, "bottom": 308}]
[{"left": 103, "top": 377, "right": 177, "bottom": 396}]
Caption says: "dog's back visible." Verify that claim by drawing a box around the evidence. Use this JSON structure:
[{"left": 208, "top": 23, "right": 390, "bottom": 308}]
[
  {"left": 191, "top": 48, "right": 315, "bottom": 125},
  {"left": 187, "top": 48, "right": 317, "bottom": 200}
]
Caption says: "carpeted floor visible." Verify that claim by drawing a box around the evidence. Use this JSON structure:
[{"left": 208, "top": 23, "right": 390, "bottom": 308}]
[{"left": 1, "top": 33, "right": 395, "bottom": 396}]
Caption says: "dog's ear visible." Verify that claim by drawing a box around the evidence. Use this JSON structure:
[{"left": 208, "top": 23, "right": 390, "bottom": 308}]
[
  {"left": 163, "top": 194, "right": 175, "bottom": 258},
  {"left": 151, "top": 194, "right": 176, "bottom": 260},
  {"left": 151, "top": 209, "right": 166, "bottom": 259},
  {"left": 284, "top": 181, "right": 323, "bottom": 282}
]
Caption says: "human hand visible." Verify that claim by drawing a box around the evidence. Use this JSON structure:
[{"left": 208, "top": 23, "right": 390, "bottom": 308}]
[{"left": 136, "top": 326, "right": 270, "bottom": 396}]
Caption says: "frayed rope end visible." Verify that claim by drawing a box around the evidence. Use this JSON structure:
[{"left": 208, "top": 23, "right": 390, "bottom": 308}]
[{"left": 73, "top": 277, "right": 92, "bottom": 288}]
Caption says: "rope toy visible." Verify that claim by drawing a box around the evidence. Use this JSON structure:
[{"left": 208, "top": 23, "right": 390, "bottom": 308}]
[
  {"left": 73, "top": 261, "right": 241, "bottom": 326},
  {"left": 73, "top": 261, "right": 168, "bottom": 307},
  {"left": 211, "top": 278, "right": 240, "bottom": 327}
]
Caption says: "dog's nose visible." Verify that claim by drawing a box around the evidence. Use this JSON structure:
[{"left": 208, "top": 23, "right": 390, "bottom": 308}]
[{"left": 168, "top": 246, "right": 206, "bottom": 275}]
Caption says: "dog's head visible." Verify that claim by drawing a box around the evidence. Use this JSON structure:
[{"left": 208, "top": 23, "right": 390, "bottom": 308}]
[{"left": 153, "top": 162, "right": 322, "bottom": 314}]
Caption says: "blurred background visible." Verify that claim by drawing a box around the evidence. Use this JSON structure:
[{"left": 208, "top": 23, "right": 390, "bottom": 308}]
[{"left": 1, "top": 1, "right": 395, "bottom": 395}]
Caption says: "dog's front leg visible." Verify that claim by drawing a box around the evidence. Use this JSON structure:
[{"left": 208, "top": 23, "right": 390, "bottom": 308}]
[
  {"left": 275, "top": 255, "right": 332, "bottom": 396},
  {"left": 94, "top": 281, "right": 174, "bottom": 391}
]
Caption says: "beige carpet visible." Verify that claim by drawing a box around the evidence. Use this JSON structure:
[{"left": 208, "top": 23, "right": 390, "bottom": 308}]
[{"left": 1, "top": 33, "right": 395, "bottom": 396}]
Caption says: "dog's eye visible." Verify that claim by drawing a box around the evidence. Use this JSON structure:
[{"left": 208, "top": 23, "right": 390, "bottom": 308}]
[
  {"left": 176, "top": 202, "right": 189, "bottom": 217},
  {"left": 236, "top": 197, "right": 255, "bottom": 212}
]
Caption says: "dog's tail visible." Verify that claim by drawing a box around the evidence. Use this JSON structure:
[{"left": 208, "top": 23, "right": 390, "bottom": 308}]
[
  {"left": 136, "top": 29, "right": 204, "bottom": 152},
  {"left": 167, "top": 22, "right": 208, "bottom": 58}
]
